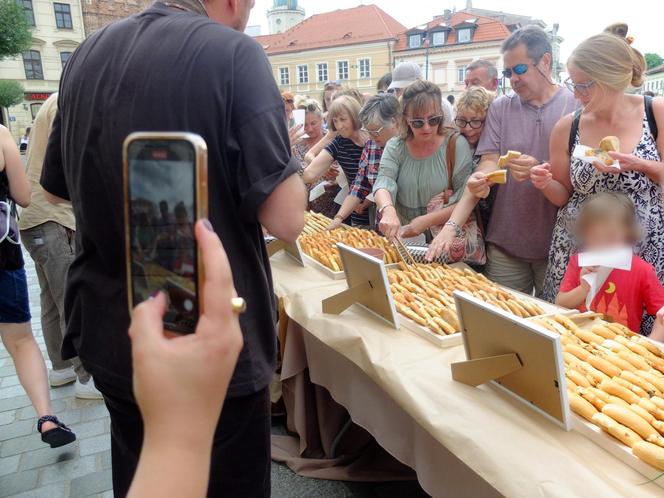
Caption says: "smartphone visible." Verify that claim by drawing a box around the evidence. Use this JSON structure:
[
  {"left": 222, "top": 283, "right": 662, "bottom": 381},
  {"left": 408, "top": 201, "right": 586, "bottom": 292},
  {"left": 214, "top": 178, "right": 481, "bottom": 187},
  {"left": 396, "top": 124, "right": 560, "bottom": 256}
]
[{"left": 123, "top": 132, "right": 208, "bottom": 334}]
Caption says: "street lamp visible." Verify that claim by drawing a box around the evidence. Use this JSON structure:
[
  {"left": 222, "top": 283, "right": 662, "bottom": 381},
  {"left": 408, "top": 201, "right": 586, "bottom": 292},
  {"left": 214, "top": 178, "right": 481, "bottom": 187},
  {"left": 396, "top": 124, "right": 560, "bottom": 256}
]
[{"left": 424, "top": 37, "right": 430, "bottom": 81}]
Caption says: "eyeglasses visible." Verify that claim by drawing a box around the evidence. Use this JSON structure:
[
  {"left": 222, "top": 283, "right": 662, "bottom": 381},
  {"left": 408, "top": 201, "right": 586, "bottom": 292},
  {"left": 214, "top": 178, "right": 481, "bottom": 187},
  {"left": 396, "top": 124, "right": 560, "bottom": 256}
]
[
  {"left": 387, "top": 88, "right": 397, "bottom": 95},
  {"left": 564, "top": 77, "right": 595, "bottom": 97},
  {"left": 408, "top": 115, "right": 443, "bottom": 129},
  {"left": 454, "top": 117, "right": 485, "bottom": 129},
  {"left": 501, "top": 63, "right": 531, "bottom": 79}
]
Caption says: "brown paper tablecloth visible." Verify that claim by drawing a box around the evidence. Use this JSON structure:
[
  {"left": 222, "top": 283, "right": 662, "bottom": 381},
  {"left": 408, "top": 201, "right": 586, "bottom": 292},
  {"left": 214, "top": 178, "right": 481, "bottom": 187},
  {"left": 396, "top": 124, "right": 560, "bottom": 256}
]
[{"left": 270, "top": 252, "right": 664, "bottom": 497}]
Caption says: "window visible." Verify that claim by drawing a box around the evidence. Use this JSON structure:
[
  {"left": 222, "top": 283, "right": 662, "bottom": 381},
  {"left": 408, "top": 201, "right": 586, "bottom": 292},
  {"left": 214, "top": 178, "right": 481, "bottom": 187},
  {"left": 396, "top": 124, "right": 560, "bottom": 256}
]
[
  {"left": 297, "top": 64, "right": 308, "bottom": 84},
  {"left": 316, "top": 63, "right": 328, "bottom": 82},
  {"left": 22, "top": 50, "right": 44, "bottom": 80},
  {"left": 54, "top": 3, "right": 73, "bottom": 29},
  {"left": 279, "top": 67, "right": 289, "bottom": 85},
  {"left": 457, "top": 28, "right": 471, "bottom": 43},
  {"left": 358, "top": 58, "right": 370, "bottom": 79},
  {"left": 60, "top": 51, "right": 72, "bottom": 68},
  {"left": 336, "top": 60, "right": 349, "bottom": 81},
  {"left": 457, "top": 65, "right": 467, "bottom": 83},
  {"left": 408, "top": 34, "right": 422, "bottom": 49},
  {"left": 432, "top": 31, "right": 446, "bottom": 47},
  {"left": 16, "top": 0, "right": 35, "bottom": 26}
]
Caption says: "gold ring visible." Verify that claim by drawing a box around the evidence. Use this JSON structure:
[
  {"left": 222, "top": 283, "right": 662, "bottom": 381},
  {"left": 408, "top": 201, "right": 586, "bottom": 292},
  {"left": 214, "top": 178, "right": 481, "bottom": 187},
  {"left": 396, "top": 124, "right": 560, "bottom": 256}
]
[{"left": 231, "top": 297, "right": 247, "bottom": 314}]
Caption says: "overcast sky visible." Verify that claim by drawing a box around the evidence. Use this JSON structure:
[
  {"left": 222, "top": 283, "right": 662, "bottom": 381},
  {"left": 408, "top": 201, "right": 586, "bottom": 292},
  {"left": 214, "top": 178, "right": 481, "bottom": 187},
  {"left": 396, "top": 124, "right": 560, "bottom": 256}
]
[{"left": 248, "top": 0, "right": 663, "bottom": 61}]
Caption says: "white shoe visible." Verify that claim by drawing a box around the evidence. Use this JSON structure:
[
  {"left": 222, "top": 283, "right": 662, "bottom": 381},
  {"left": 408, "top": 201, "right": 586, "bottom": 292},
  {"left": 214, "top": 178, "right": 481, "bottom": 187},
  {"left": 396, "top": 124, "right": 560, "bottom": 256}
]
[
  {"left": 75, "top": 379, "right": 103, "bottom": 400},
  {"left": 49, "top": 368, "right": 77, "bottom": 387}
]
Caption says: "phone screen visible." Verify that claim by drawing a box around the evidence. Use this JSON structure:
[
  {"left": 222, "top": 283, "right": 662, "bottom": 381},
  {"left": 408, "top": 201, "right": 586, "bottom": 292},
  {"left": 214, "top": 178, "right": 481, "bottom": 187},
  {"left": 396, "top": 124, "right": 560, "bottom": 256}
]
[{"left": 127, "top": 139, "right": 198, "bottom": 333}]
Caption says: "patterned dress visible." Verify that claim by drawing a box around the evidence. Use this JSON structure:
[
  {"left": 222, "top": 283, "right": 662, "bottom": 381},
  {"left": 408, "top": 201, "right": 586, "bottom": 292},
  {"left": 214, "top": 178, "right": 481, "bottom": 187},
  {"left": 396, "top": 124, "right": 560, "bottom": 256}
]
[{"left": 542, "top": 112, "right": 664, "bottom": 332}]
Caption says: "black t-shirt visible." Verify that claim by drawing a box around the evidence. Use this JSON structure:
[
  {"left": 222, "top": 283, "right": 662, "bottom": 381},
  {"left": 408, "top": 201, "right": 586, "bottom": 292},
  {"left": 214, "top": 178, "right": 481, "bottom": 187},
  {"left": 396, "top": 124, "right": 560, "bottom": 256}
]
[
  {"left": 41, "top": 4, "right": 299, "bottom": 397},
  {"left": 0, "top": 171, "right": 23, "bottom": 271}
]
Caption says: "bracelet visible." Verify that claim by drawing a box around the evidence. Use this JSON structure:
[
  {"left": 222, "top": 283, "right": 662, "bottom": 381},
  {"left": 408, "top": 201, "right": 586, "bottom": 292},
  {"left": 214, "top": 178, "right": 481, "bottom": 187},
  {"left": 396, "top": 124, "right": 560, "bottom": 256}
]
[
  {"left": 378, "top": 204, "right": 394, "bottom": 214},
  {"left": 445, "top": 220, "right": 463, "bottom": 237}
]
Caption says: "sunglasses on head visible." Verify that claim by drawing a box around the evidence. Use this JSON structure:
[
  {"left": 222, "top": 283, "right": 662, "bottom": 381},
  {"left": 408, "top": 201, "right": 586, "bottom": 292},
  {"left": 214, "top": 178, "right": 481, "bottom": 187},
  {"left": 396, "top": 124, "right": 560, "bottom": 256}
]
[
  {"left": 408, "top": 115, "right": 443, "bottom": 129},
  {"left": 283, "top": 98, "right": 294, "bottom": 104},
  {"left": 501, "top": 63, "right": 531, "bottom": 79}
]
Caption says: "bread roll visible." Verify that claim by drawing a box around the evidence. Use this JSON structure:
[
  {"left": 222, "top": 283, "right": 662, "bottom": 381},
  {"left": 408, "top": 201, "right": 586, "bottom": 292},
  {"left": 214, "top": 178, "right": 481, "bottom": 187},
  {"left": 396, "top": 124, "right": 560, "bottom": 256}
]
[
  {"left": 569, "top": 391, "right": 598, "bottom": 421},
  {"left": 592, "top": 412, "right": 643, "bottom": 448},
  {"left": 632, "top": 441, "right": 664, "bottom": 470},
  {"left": 602, "top": 404, "right": 658, "bottom": 439},
  {"left": 486, "top": 170, "right": 508, "bottom": 184},
  {"left": 599, "top": 136, "right": 620, "bottom": 152}
]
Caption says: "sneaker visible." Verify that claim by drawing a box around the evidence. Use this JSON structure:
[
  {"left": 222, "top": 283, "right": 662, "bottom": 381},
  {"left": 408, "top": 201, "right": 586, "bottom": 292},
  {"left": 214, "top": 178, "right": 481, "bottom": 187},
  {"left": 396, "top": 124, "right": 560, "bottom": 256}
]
[
  {"left": 49, "top": 368, "right": 76, "bottom": 387},
  {"left": 75, "top": 379, "right": 103, "bottom": 400}
]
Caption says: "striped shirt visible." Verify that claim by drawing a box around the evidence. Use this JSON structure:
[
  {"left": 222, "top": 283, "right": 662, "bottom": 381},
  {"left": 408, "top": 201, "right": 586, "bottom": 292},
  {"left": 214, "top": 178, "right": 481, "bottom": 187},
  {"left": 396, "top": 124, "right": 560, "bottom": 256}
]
[{"left": 325, "top": 135, "right": 369, "bottom": 226}]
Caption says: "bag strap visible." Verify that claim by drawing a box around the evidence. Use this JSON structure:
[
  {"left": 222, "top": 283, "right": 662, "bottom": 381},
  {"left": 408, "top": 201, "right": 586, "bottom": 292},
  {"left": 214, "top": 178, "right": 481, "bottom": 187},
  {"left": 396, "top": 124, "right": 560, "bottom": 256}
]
[
  {"left": 645, "top": 95, "right": 658, "bottom": 141},
  {"left": 568, "top": 108, "right": 582, "bottom": 156},
  {"left": 446, "top": 131, "right": 459, "bottom": 188}
]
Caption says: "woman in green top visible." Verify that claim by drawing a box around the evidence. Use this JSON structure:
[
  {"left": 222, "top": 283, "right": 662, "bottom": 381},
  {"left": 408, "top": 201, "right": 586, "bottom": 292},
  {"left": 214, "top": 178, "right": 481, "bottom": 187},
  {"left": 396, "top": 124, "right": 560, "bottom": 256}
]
[{"left": 373, "top": 80, "right": 474, "bottom": 241}]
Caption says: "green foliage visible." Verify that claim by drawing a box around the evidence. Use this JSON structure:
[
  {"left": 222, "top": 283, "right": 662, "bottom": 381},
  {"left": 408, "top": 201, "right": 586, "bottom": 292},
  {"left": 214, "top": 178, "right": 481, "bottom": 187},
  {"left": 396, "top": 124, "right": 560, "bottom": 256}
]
[
  {"left": 645, "top": 53, "right": 664, "bottom": 71},
  {"left": 0, "top": 0, "right": 33, "bottom": 60},
  {"left": 0, "top": 80, "right": 24, "bottom": 108}
]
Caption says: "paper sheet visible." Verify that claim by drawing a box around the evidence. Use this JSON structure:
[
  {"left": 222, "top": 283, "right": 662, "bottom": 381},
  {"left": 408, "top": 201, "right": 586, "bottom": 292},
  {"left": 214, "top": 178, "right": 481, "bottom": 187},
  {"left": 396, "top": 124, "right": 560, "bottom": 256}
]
[
  {"left": 309, "top": 182, "right": 328, "bottom": 202},
  {"left": 578, "top": 247, "right": 633, "bottom": 308},
  {"left": 572, "top": 145, "right": 621, "bottom": 170},
  {"left": 292, "top": 109, "right": 308, "bottom": 138}
]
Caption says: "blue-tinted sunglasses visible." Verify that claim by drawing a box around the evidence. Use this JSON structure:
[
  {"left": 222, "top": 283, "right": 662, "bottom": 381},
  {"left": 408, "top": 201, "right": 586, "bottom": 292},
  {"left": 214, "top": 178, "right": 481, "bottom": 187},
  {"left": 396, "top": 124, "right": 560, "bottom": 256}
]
[{"left": 502, "top": 63, "right": 530, "bottom": 79}]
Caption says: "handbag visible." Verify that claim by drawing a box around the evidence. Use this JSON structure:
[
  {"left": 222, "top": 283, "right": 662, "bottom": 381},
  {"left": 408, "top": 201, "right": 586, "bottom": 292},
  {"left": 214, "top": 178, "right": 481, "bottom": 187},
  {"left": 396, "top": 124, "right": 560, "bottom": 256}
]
[
  {"left": 0, "top": 170, "right": 20, "bottom": 245},
  {"left": 426, "top": 132, "right": 486, "bottom": 265}
]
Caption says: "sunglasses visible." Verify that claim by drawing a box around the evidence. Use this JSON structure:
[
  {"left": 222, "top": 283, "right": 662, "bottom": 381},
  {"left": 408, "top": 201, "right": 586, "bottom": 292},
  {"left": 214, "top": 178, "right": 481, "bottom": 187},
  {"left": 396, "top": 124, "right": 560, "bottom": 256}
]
[
  {"left": 408, "top": 115, "right": 443, "bottom": 129},
  {"left": 283, "top": 99, "right": 294, "bottom": 104},
  {"left": 501, "top": 63, "right": 531, "bottom": 79},
  {"left": 454, "top": 117, "right": 485, "bottom": 129},
  {"left": 563, "top": 77, "right": 595, "bottom": 96}
]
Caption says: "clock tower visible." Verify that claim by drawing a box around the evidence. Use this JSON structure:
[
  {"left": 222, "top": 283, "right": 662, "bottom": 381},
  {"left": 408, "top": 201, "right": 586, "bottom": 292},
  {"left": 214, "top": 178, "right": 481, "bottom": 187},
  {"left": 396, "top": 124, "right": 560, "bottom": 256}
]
[{"left": 267, "top": 0, "right": 305, "bottom": 34}]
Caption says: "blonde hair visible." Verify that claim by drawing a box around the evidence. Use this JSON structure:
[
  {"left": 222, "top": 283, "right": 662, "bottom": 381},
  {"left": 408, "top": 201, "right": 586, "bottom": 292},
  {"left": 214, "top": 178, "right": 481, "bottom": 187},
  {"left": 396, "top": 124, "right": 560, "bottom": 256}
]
[
  {"left": 576, "top": 192, "right": 641, "bottom": 243},
  {"left": 328, "top": 95, "right": 361, "bottom": 132},
  {"left": 567, "top": 24, "right": 645, "bottom": 90},
  {"left": 456, "top": 86, "right": 494, "bottom": 118}
]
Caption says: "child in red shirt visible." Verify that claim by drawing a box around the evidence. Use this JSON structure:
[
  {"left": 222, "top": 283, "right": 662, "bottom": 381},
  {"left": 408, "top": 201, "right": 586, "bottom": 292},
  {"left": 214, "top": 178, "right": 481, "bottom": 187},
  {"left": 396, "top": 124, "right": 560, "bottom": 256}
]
[{"left": 556, "top": 192, "right": 664, "bottom": 341}]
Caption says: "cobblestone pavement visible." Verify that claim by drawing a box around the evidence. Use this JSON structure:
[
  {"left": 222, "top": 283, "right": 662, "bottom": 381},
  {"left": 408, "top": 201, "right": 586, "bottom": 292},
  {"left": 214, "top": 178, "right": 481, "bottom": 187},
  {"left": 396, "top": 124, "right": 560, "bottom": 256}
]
[{"left": 0, "top": 254, "right": 427, "bottom": 497}]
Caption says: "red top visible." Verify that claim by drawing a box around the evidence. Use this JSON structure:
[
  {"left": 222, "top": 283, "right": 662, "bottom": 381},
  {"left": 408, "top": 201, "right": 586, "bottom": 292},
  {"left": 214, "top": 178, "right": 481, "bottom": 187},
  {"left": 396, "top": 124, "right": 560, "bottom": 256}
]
[{"left": 560, "top": 254, "right": 664, "bottom": 333}]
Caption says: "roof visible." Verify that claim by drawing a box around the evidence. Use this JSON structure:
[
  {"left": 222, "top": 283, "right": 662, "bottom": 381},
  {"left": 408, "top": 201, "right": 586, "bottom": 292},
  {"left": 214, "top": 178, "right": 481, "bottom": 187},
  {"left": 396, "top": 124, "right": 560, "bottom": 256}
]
[
  {"left": 462, "top": 7, "right": 546, "bottom": 29},
  {"left": 254, "top": 4, "right": 406, "bottom": 55},
  {"left": 647, "top": 64, "right": 664, "bottom": 76},
  {"left": 394, "top": 10, "right": 512, "bottom": 52}
]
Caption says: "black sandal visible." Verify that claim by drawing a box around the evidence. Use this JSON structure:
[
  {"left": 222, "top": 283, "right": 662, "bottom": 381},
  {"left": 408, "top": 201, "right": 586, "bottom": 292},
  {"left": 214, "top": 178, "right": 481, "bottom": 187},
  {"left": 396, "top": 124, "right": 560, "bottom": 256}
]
[{"left": 38, "top": 415, "right": 77, "bottom": 448}]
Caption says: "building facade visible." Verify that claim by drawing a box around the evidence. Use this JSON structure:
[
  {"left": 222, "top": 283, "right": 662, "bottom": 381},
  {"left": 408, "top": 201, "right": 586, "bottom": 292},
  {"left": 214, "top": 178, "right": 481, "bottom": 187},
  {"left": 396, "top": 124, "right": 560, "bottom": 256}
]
[
  {"left": 644, "top": 65, "right": 664, "bottom": 96},
  {"left": 81, "top": 0, "right": 151, "bottom": 35},
  {"left": 266, "top": 0, "right": 304, "bottom": 35},
  {"left": 255, "top": 5, "right": 405, "bottom": 98},
  {"left": 0, "top": 0, "right": 85, "bottom": 139}
]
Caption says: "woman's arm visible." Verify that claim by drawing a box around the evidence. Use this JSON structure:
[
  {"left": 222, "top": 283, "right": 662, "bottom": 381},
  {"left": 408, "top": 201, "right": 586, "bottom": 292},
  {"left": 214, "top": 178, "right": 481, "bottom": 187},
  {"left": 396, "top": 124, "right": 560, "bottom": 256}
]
[
  {"left": 1, "top": 126, "right": 31, "bottom": 207},
  {"left": 302, "top": 150, "right": 335, "bottom": 184},
  {"left": 304, "top": 132, "right": 336, "bottom": 165},
  {"left": 533, "top": 116, "right": 573, "bottom": 207}
]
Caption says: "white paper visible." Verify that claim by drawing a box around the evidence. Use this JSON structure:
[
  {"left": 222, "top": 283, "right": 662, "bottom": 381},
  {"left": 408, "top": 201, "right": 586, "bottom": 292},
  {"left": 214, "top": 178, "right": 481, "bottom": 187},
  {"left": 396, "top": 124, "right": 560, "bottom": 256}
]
[
  {"left": 577, "top": 247, "right": 633, "bottom": 270},
  {"left": 581, "top": 267, "right": 612, "bottom": 309},
  {"left": 572, "top": 145, "right": 620, "bottom": 170},
  {"left": 309, "top": 182, "right": 327, "bottom": 202},
  {"left": 334, "top": 185, "right": 349, "bottom": 205},
  {"left": 292, "top": 109, "right": 308, "bottom": 138}
]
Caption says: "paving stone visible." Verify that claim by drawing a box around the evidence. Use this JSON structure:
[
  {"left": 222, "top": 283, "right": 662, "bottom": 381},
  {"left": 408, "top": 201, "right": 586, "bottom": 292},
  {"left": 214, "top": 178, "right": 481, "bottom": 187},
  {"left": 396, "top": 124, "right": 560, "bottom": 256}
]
[
  {"left": 1, "top": 375, "right": 20, "bottom": 388},
  {"left": 19, "top": 443, "right": 78, "bottom": 471},
  {"left": 68, "top": 418, "right": 110, "bottom": 439},
  {"left": 0, "top": 433, "right": 49, "bottom": 457},
  {"left": 77, "top": 403, "right": 110, "bottom": 423},
  {"left": 79, "top": 434, "right": 111, "bottom": 457},
  {"left": 0, "top": 454, "right": 20, "bottom": 477},
  {"left": 96, "top": 449, "right": 112, "bottom": 471},
  {"left": 0, "top": 419, "right": 35, "bottom": 441},
  {"left": 0, "top": 395, "right": 32, "bottom": 412},
  {"left": 16, "top": 399, "right": 67, "bottom": 421},
  {"left": 70, "top": 468, "right": 113, "bottom": 498},
  {"left": 38, "top": 454, "right": 96, "bottom": 485},
  {"left": 0, "top": 469, "right": 39, "bottom": 498},
  {"left": 0, "top": 384, "right": 28, "bottom": 399},
  {"left": 10, "top": 482, "right": 66, "bottom": 498},
  {"left": 0, "top": 410, "right": 15, "bottom": 426}
]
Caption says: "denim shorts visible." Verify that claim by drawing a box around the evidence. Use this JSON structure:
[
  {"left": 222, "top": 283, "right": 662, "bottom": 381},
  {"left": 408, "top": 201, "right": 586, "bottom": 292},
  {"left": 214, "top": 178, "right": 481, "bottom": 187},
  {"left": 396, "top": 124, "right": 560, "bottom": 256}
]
[{"left": 0, "top": 268, "right": 31, "bottom": 324}]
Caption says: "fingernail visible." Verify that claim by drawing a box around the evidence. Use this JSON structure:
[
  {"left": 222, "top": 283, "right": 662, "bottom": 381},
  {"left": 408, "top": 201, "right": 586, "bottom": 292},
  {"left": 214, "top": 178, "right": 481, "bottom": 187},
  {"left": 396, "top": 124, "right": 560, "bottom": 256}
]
[{"left": 202, "top": 218, "right": 215, "bottom": 232}]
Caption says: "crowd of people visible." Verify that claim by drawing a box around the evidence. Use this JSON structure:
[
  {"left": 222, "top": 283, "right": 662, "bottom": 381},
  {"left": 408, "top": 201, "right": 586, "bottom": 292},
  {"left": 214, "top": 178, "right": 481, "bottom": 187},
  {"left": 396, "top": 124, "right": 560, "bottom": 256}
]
[{"left": 0, "top": 1, "right": 663, "bottom": 495}]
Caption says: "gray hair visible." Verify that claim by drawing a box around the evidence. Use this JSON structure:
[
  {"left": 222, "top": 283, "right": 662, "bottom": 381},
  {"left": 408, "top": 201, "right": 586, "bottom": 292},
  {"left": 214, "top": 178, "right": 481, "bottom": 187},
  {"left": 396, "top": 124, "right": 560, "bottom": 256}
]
[
  {"left": 466, "top": 59, "right": 498, "bottom": 80},
  {"left": 359, "top": 94, "right": 400, "bottom": 127},
  {"left": 501, "top": 25, "right": 552, "bottom": 63}
]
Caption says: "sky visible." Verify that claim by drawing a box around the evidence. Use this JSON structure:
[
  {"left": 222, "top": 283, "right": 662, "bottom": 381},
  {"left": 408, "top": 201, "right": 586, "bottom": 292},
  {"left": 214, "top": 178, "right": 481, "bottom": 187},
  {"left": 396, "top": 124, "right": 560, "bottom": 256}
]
[{"left": 248, "top": 0, "right": 663, "bottom": 61}]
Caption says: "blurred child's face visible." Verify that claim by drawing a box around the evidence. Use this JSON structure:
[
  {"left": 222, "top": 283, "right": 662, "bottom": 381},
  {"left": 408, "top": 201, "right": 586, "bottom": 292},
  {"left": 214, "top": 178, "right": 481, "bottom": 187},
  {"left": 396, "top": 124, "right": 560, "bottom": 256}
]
[{"left": 582, "top": 219, "right": 632, "bottom": 250}]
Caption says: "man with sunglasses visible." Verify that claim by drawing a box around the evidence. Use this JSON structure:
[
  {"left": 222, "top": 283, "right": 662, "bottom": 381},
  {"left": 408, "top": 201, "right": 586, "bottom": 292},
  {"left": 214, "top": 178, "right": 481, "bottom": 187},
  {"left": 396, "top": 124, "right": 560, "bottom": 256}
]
[{"left": 439, "top": 25, "right": 578, "bottom": 296}]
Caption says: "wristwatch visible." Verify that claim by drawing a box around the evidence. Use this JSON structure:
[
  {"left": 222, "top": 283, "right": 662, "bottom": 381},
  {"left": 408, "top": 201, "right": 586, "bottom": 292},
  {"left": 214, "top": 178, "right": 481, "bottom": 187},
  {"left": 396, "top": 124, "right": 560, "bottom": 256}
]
[
  {"left": 445, "top": 220, "right": 463, "bottom": 237},
  {"left": 378, "top": 204, "right": 394, "bottom": 214}
]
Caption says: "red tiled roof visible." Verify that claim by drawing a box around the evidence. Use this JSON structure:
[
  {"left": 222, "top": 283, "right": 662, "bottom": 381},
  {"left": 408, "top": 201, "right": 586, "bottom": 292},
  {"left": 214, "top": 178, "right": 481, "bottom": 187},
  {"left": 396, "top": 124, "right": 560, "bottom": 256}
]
[
  {"left": 393, "top": 10, "right": 512, "bottom": 52},
  {"left": 254, "top": 4, "right": 406, "bottom": 55}
]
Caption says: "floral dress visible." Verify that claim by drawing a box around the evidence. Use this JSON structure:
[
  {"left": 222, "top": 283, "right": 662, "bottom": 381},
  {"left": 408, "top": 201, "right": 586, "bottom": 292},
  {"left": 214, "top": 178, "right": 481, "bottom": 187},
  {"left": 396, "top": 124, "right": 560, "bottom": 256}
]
[{"left": 542, "top": 112, "right": 663, "bottom": 333}]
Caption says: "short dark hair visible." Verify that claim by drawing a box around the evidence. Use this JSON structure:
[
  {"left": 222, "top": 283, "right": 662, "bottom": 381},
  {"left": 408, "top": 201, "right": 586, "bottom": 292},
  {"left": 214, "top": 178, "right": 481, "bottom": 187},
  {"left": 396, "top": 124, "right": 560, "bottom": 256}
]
[
  {"left": 377, "top": 73, "right": 392, "bottom": 92},
  {"left": 359, "top": 93, "right": 400, "bottom": 126},
  {"left": 446, "top": 95, "right": 455, "bottom": 105},
  {"left": 501, "top": 25, "right": 552, "bottom": 63},
  {"left": 466, "top": 59, "right": 498, "bottom": 80},
  {"left": 644, "top": 90, "right": 656, "bottom": 97}
]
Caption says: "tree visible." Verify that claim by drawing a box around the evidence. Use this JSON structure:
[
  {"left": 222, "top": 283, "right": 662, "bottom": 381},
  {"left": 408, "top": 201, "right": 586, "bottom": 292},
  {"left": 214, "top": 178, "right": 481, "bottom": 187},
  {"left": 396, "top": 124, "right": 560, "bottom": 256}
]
[
  {"left": 0, "top": 80, "right": 24, "bottom": 109},
  {"left": 645, "top": 53, "right": 664, "bottom": 71},
  {"left": 0, "top": 0, "right": 32, "bottom": 60}
]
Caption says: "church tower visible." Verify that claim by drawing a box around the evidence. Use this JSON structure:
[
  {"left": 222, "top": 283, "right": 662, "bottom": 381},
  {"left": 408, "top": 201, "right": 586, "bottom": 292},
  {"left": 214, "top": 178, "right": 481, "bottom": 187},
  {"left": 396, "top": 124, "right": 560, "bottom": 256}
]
[{"left": 267, "top": 0, "right": 305, "bottom": 34}]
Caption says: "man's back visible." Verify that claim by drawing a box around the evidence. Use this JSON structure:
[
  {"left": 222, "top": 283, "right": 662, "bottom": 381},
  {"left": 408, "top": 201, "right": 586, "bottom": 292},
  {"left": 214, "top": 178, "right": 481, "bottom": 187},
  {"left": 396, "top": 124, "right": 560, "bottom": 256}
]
[{"left": 43, "top": 3, "right": 297, "bottom": 397}]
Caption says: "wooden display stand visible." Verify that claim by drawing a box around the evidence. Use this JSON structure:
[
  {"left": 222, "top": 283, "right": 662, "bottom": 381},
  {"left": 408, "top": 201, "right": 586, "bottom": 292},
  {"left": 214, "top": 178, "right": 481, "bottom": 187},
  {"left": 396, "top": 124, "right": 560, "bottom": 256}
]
[
  {"left": 266, "top": 236, "right": 305, "bottom": 266},
  {"left": 451, "top": 291, "right": 570, "bottom": 430},
  {"left": 322, "top": 243, "right": 399, "bottom": 329}
]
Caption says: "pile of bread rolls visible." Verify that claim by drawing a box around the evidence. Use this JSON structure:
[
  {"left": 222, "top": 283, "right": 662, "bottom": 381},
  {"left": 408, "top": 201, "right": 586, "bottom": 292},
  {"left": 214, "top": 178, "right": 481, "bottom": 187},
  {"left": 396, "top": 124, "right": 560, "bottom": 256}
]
[
  {"left": 533, "top": 314, "right": 664, "bottom": 471},
  {"left": 388, "top": 263, "right": 546, "bottom": 336},
  {"left": 302, "top": 211, "right": 337, "bottom": 235},
  {"left": 299, "top": 226, "right": 402, "bottom": 272}
]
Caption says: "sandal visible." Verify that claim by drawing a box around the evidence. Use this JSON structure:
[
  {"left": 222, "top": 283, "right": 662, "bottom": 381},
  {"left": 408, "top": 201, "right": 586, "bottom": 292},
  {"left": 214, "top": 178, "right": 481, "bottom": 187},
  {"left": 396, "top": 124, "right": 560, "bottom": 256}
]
[{"left": 38, "top": 415, "right": 77, "bottom": 448}]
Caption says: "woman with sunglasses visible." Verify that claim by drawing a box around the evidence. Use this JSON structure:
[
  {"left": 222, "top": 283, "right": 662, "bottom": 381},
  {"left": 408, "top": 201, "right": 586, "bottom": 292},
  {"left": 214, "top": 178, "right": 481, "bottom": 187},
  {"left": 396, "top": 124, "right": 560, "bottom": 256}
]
[
  {"left": 374, "top": 81, "right": 473, "bottom": 241},
  {"left": 533, "top": 26, "right": 664, "bottom": 325}
]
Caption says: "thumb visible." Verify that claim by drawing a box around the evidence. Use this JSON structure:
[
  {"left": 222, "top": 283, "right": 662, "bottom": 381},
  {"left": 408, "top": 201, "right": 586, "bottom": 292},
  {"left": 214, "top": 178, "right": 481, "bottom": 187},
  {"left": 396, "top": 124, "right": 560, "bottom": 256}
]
[{"left": 128, "top": 291, "right": 168, "bottom": 349}]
